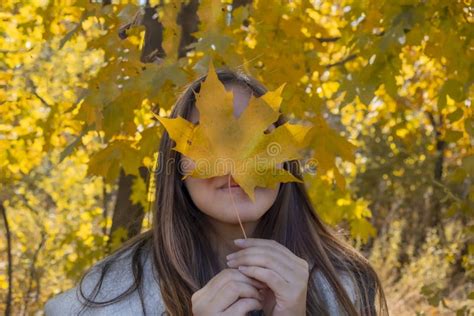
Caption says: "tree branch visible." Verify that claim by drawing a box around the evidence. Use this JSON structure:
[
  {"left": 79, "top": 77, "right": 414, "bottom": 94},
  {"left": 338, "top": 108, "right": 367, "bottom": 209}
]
[{"left": 1, "top": 201, "right": 12, "bottom": 316}]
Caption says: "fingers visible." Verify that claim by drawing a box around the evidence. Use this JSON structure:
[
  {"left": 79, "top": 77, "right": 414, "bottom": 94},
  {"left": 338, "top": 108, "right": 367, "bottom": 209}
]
[
  {"left": 237, "top": 266, "right": 288, "bottom": 295},
  {"left": 233, "top": 238, "right": 308, "bottom": 270},
  {"left": 210, "top": 281, "right": 263, "bottom": 311},
  {"left": 227, "top": 246, "right": 294, "bottom": 282},
  {"left": 212, "top": 269, "right": 266, "bottom": 288},
  {"left": 234, "top": 238, "right": 294, "bottom": 257},
  {"left": 192, "top": 269, "right": 266, "bottom": 309},
  {"left": 207, "top": 269, "right": 265, "bottom": 299},
  {"left": 229, "top": 239, "right": 310, "bottom": 282},
  {"left": 222, "top": 298, "right": 263, "bottom": 315}
]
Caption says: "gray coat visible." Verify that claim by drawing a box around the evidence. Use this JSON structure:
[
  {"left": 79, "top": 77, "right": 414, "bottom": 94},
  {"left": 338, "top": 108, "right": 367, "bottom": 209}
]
[{"left": 44, "top": 248, "right": 358, "bottom": 315}]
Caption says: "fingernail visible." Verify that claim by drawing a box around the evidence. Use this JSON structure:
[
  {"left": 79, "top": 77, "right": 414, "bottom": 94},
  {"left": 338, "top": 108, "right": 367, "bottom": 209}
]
[
  {"left": 226, "top": 253, "right": 235, "bottom": 260},
  {"left": 238, "top": 266, "right": 247, "bottom": 271},
  {"left": 234, "top": 239, "right": 245, "bottom": 245}
]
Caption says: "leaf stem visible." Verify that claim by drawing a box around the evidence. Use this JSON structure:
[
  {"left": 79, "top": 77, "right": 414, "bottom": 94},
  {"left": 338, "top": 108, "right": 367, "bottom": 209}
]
[{"left": 228, "top": 174, "right": 247, "bottom": 239}]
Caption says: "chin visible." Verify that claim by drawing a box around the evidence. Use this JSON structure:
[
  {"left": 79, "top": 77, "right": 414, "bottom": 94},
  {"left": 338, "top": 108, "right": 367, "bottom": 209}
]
[
  {"left": 206, "top": 199, "right": 269, "bottom": 223},
  {"left": 210, "top": 211, "right": 264, "bottom": 225}
]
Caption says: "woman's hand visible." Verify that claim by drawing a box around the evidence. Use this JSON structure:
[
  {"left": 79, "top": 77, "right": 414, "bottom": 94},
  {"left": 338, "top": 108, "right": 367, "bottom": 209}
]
[
  {"left": 191, "top": 268, "right": 267, "bottom": 316},
  {"left": 226, "top": 238, "right": 310, "bottom": 316}
]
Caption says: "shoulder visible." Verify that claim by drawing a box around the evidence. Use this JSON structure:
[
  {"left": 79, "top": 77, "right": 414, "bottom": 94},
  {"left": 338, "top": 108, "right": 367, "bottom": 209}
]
[
  {"left": 312, "top": 269, "right": 360, "bottom": 315},
  {"left": 44, "top": 247, "right": 165, "bottom": 315},
  {"left": 44, "top": 286, "right": 83, "bottom": 316}
]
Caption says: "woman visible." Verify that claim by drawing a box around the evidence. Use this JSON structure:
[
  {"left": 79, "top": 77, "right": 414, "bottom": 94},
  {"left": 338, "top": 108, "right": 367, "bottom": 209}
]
[{"left": 45, "top": 66, "right": 388, "bottom": 315}]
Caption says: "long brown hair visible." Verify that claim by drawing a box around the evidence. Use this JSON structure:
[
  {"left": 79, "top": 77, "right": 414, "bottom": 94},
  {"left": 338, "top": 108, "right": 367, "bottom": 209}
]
[{"left": 77, "top": 67, "right": 389, "bottom": 316}]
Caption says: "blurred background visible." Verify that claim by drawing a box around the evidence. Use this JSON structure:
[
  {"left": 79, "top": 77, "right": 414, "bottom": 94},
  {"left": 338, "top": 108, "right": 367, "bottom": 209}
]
[{"left": 0, "top": 0, "right": 472, "bottom": 314}]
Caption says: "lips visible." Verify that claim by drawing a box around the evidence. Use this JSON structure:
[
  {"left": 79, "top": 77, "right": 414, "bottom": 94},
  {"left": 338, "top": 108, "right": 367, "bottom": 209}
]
[{"left": 218, "top": 178, "right": 240, "bottom": 189}]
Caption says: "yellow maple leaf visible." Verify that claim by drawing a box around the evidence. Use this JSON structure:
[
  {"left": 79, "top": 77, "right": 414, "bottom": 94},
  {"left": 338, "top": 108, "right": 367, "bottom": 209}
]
[{"left": 155, "top": 62, "right": 312, "bottom": 202}]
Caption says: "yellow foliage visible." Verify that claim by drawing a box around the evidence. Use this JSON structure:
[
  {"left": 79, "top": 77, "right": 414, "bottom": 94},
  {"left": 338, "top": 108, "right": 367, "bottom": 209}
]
[{"left": 1, "top": 0, "right": 471, "bottom": 314}]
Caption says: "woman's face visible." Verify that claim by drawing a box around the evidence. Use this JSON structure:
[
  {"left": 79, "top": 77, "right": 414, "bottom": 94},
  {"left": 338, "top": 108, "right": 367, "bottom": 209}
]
[{"left": 182, "top": 83, "right": 280, "bottom": 225}]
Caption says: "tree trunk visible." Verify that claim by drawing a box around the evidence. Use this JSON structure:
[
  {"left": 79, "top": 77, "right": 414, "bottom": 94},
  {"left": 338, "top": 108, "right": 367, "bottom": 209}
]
[
  {"left": 109, "top": 167, "right": 149, "bottom": 243},
  {"left": 1, "top": 202, "right": 12, "bottom": 316}
]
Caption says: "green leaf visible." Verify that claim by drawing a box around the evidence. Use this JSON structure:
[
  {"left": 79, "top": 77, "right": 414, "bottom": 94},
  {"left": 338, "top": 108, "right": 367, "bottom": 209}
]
[
  {"left": 462, "top": 155, "right": 474, "bottom": 178},
  {"left": 59, "top": 124, "right": 94, "bottom": 163},
  {"left": 446, "top": 108, "right": 464, "bottom": 123},
  {"left": 468, "top": 291, "right": 474, "bottom": 300},
  {"left": 438, "top": 79, "right": 465, "bottom": 110},
  {"left": 88, "top": 141, "right": 141, "bottom": 182},
  {"left": 444, "top": 130, "right": 463, "bottom": 143},
  {"left": 464, "top": 117, "right": 474, "bottom": 137}
]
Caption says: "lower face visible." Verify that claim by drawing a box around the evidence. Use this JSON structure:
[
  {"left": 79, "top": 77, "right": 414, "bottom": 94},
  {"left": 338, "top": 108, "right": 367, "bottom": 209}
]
[{"left": 182, "top": 159, "right": 280, "bottom": 224}]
